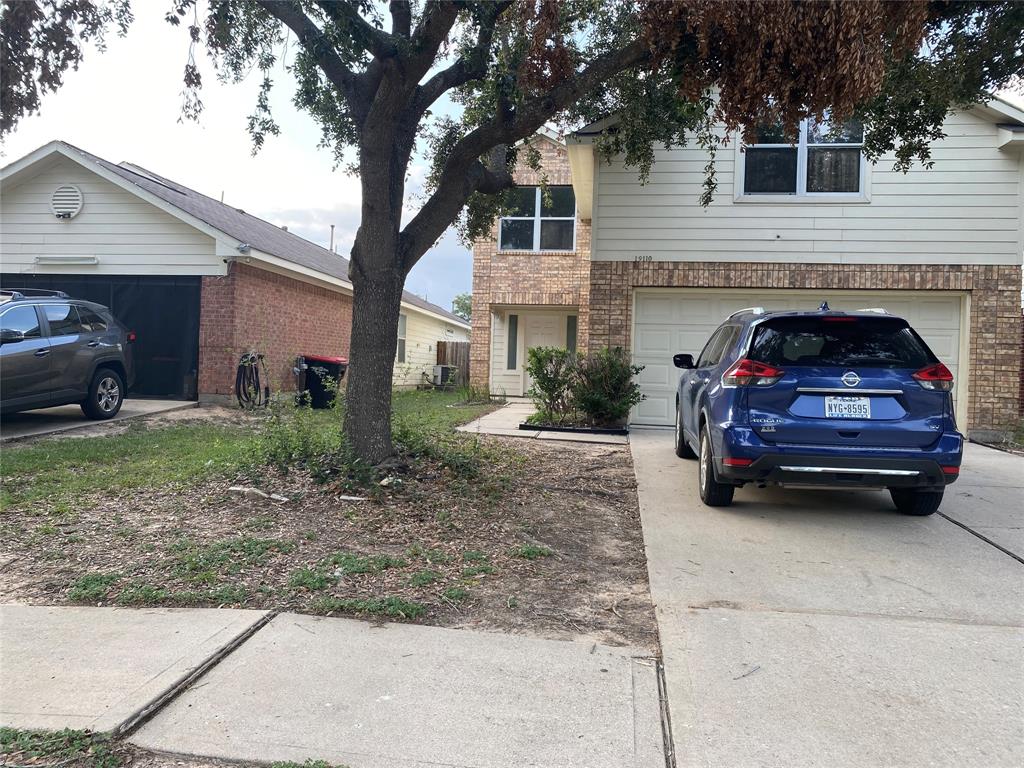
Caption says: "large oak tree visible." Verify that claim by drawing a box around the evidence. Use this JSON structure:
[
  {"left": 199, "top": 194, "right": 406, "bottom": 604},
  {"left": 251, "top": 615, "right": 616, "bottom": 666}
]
[{"left": 2, "top": 0, "right": 1021, "bottom": 463}]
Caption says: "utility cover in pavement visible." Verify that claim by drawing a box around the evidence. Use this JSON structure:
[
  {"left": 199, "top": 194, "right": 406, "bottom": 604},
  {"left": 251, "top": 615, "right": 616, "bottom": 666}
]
[
  {"left": 132, "top": 613, "right": 665, "bottom": 768},
  {"left": 0, "top": 606, "right": 268, "bottom": 733}
]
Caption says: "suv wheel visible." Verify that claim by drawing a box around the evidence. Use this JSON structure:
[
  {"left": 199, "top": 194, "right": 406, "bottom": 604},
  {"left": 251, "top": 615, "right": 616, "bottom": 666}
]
[
  {"left": 889, "top": 488, "right": 943, "bottom": 516},
  {"left": 699, "top": 426, "right": 734, "bottom": 507},
  {"left": 82, "top": 368, "right": 124, "bottom": 420},
  {"left": 674, "top": 404, "right": 696, "bottom": 459}
]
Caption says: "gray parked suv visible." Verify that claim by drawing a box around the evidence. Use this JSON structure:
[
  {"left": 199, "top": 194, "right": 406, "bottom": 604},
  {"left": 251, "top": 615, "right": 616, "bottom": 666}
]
[{"left": 0, "top": 289, "right": 136, "bottom": 419}]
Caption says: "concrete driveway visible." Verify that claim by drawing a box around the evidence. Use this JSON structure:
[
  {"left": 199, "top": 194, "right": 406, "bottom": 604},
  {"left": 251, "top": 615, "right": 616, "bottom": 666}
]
[
  {"left": 0, "top": 399, "right": 195, "bottom": 442},
  {"left": 631, "top": 430, "right": 1024, "bottom": 768}
]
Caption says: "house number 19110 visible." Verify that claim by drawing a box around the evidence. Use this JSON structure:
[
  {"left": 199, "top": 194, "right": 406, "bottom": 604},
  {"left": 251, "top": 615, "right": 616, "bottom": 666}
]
[{"left": 634, "top": 255, "right": 653, "bottom": 262}]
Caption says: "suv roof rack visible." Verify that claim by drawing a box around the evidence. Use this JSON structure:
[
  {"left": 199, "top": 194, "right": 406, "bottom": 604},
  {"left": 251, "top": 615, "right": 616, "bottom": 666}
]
[
  {"left": 0, "top": 288, "right": 70, "bottom": 300},
  {"left": 728, "top": 306, "right": 767, "bottom": 318}
]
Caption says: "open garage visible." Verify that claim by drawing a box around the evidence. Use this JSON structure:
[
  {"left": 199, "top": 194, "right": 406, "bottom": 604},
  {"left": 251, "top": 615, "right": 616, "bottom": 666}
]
[{"left": 631, "top": 288, "right": 967, "bottom": 427}]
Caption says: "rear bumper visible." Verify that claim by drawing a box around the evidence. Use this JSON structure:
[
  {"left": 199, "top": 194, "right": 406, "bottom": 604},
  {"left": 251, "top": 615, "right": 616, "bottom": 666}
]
[{"left": 716, "top": 426, "right": 962, "bottom": 489}]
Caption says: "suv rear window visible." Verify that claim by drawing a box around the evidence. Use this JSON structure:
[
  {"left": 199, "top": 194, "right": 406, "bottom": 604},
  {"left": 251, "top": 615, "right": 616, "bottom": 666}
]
[{"left": 749, "top": 317, "right": 935, "bottom": 369}]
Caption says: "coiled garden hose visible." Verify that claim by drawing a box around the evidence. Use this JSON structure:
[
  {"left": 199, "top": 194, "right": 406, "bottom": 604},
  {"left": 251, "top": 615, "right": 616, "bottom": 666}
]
[{"left": 235, "top": 351, "right": 270, "bottom": 408}]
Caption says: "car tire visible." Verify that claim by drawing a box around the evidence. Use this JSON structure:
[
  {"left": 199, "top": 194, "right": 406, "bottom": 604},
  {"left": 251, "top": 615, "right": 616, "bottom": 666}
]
[
  {"left": 699, "top": 425, "right": 734, "bottom": 507},
  {"left": 889, "top": 488, "right": 943, "bottom": 516},
  {"left": 81, "top": 368, "right": 124, "bottom": 420},
  {"left": 674, "top": 404, "right": 697, "bottom": 459}
]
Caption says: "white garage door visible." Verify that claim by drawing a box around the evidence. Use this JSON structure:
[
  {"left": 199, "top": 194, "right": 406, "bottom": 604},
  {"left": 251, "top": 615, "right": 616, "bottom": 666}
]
[{"left": 631, "top": 289, "right": 966, "bottom": 426}]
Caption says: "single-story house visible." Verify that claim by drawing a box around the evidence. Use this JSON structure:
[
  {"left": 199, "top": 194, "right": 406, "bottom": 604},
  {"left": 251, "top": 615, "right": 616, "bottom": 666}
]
[
  {"left": 0, "top": 141, "right": 469, "bottom": 400},
  {"left": 470, "top": 100, "right": 1024, "bottom": 436}
]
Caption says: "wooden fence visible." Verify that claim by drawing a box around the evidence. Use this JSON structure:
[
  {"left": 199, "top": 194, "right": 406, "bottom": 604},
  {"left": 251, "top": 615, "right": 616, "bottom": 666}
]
[{"left": 436, "top": 340, "right": 470, "bottom": 388}]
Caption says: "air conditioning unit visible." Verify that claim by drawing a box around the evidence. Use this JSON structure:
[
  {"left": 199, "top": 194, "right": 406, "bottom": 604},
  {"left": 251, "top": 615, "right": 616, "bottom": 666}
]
[{"left": 432, "top": 365, "right": 456, "bottom": 386}]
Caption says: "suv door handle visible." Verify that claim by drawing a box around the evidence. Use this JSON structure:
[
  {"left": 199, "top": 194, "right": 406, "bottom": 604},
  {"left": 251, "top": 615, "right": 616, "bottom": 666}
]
[
  {"left": 86, "top": 340, "right": 100, "bottom": 348},
  {"left": 34, "top": 348, "right": 50, "bottom": 357}
]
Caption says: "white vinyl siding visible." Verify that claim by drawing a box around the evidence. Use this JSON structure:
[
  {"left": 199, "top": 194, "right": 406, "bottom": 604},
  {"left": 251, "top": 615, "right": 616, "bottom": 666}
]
[
  {"left": 592, "top": 109, "right": 1022, "bottom": 266},
  {"left": 631, "top": 289, "right": 967, "bottom": 427},
  {"left": 392, "top": 309, "right": 469, "bottom": 389},
  {"left": 0, "top": 157, "right": 221, "bottom": 275}
]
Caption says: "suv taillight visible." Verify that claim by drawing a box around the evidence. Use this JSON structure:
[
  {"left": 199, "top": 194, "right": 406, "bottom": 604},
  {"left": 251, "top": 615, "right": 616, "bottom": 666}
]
[
  {"left": 127, "top": 331, "right": 137, "bottom": 343},
  {"left": 723, "top": 358, "right": 784, "bottom": 387},
  {"left": 913, "top": 362, "right": 953, "bottom": 391}
]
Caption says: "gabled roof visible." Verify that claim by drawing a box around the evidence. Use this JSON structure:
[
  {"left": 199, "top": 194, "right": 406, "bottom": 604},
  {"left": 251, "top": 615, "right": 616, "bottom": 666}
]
[{"left": 0, "top": 140, "right": 469, "bottom": 328}]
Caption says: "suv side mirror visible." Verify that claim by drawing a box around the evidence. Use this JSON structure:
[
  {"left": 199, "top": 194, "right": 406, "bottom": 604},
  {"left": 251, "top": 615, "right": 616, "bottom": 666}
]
[
  {"left": 673, "top": 353, "right": 695, "bottom": 369},
  {"left": 0, "top": 328, "right": 26, "bottom": 345}
]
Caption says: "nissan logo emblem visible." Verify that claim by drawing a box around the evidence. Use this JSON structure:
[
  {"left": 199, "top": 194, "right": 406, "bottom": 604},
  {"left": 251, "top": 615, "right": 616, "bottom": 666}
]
[{"left": 841, "top": 371, "right": 861, "bottom": 387}]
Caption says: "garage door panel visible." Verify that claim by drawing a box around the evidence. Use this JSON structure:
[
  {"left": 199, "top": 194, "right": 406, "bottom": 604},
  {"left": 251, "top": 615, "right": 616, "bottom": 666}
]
[{"left": 631, "top": 289, "right": 964, "bottom": 426}]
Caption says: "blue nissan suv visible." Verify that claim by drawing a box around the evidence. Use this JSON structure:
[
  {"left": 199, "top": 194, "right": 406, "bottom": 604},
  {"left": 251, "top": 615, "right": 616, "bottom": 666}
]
[{"left": 673, "top": 304, "right": 962, "bottom": 516}]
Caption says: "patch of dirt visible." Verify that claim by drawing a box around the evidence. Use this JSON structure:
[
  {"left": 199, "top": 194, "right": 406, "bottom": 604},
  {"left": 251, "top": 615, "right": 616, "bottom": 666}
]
[
  {"left": 43, "top": 405, "right": 253, "bottom": 441},
  {"left": 0, "top": 436, "right": 657, "bottom": 652}
]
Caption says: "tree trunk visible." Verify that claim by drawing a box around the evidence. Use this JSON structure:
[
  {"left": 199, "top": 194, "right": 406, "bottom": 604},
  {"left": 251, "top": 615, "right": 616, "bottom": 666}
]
[{"left": 343, "top": 238, "right": 406, "bottom": 465}]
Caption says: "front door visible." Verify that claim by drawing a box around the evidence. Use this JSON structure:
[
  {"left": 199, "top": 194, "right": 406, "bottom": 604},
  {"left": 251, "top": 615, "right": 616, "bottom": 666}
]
[{"left": 523, "top": 313, "right": 566, "bottom": 393}]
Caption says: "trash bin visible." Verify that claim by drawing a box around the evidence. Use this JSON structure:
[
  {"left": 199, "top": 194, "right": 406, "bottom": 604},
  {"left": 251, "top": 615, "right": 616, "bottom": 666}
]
[{"left": 295, "top": 354, "right": 348, "bottom": 408}]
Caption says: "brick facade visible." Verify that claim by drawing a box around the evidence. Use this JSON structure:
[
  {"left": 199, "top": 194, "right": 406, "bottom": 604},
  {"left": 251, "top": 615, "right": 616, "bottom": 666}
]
[
  {"left": 199, "top": 262, "right": 353, "bottom": 398},
  {"left": 588, "top": 261, "right": 1023, "bottom": 432},
  {"left": 469, "top": 136, "right": 591, "bottom": 389}
]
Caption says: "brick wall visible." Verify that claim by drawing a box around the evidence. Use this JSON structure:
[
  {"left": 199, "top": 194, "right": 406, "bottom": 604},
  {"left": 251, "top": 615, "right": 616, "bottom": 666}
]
[
  {"left": 199, "top": 262, "right": 353, "bottom": 397},
  {"left": 589, "top": 261, "right": 1023, "bottom": 432},
  {"left": 470, "top": 136, "right": 591, "bottom": 389}
]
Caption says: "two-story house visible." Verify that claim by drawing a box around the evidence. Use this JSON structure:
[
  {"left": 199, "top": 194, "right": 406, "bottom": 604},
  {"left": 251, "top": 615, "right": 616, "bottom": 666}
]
[{"left": 470, "top": 99, "right": 1024, "bottom": 436}]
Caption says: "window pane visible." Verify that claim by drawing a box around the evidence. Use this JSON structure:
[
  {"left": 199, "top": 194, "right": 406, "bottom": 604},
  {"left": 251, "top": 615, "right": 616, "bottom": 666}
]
[
  {"left": 505, "top": 186, "right": 536, "bottom": 217},
  {"left": 398, "top": 313, "right": 407, "bottom": 338},
  {"left": 44, "top": 304, "right": 85, "bottom": 336},
  {"left": 566, "top": 315, "right": 578, "bottom": 354},
  {"left": 397, "top": 338, "right": 406, "bottom": 363},
  {"left": 507, "top": 314, "right": 518, "bottom": 370},
  {"left": 76, "top": 306, "right": 108, "bottom": 332},
  {"left": 743, "top": 148, "right": 797, "bottom": 193},
  {"left": 1, "top": 306, "right": 42, "bottom": 338},
  {"left": 500, "top": 219, "right": 534, "bottom": 250},
  {"left": 808, "top": 117, "right": 864, "bottom": 144},
  {"left": 541, "top": 186, "right": 575, "bottom": 216},
  {"left": 751, "top": 123, "right": 792, "bottom": 144},
  {"left": 539, "top": 220, "right": 574, "bottom": 250},
  {"left": 807, "top": 147, "right": 861, "bottom": 193}
]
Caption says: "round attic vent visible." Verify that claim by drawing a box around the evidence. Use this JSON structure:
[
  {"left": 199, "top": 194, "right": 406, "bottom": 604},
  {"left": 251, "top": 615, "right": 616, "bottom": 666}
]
[{"left": 51, "top": 185, "right": 83, "bottom": 219}]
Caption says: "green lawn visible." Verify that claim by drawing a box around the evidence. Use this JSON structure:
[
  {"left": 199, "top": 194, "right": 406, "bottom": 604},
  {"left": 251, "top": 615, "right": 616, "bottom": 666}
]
[{"left": 0, "top": 390, "right": 498, "bottom": 511}]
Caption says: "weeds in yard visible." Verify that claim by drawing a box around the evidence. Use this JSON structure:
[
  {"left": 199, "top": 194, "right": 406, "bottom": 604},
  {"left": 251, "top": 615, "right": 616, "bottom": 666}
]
[
  {"left": 312, "top": 596, "right": 426, "bottom": 619},
  {"left": 169, "top": 537, "right": 294, "bottom": 583},
  {"left": 117, "top": 582, "right": 169, "bottom": 606},
  {"left": 443, "top": 587, "right": 470, "bottom": 602},
  {"left": 462, "top": 564, "right": 497, "bottom": 577},
  {"left": 0, "top": 728, "right": 119, "bottom": 768},
  {"left": 408, "top": 569, "right": 441, "bottom": 587},
  {"left": 67, "top": 573, "right": 120, "bottom": 601},
  {"left": 405, "top": 543, "right": 452, "bottom": 564},
  {"left": 511, "top": 544, "right": 553, "bottom": 560},
  {"left": 326, "top": 551, "right": 407, "bottom": 574},
  {"left": 462, "top": 550, "right": 489, "bottom": 563},
  {"left": 288, "top": 567, "right": 333, "bottom": 591}
]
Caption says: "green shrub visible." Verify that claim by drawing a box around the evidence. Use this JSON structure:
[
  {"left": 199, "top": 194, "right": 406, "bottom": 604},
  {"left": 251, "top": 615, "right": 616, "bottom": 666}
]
[
  {"left": 525, "top": 347, "right": 576, "bottom": 424},
  {"left": 571, "top": 347, "right": 644, "bottom": 426}
]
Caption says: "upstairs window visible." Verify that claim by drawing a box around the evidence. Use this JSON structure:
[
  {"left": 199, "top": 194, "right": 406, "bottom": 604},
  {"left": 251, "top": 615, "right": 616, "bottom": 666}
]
[
  {"left": 499, "top": 186, "right": 576, "bottom": 251},
  {"left": 741, "top": 117, "right": 865, "bottom": 197}
]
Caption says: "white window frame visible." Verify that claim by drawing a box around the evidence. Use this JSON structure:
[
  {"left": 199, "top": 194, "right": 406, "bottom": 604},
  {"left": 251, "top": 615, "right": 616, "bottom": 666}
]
[
  {"left": 734, "top": 118, "right": 871, "bottom": 204},
  {"left": 498, "top": 186, "right": 577, "bottom": 252},
  {"left": 397, "top": 313, "right": 407, "bottom": 363}
]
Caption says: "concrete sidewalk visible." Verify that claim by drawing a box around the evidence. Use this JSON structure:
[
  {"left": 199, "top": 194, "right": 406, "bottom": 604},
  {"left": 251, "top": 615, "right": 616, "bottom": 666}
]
[
  {"left": 1, "top": 607, "right": 665, "bottom": 768},
  {"left": 458, "top": 401, "right": 629, "bottom": 445},
  {"left": 0, "top": 399, "right": 196, "bottom": 442}
]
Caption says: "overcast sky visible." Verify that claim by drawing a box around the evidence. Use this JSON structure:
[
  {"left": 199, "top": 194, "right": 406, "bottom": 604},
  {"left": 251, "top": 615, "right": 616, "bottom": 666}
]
[{"left": 0, "top": 3, "right": 471, "bottom": 313}]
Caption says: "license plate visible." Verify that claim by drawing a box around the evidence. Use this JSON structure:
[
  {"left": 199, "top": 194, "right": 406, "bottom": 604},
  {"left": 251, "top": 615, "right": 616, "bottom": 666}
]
[{"left": 825, "top": 396, "right": 871, "bottom": 419}]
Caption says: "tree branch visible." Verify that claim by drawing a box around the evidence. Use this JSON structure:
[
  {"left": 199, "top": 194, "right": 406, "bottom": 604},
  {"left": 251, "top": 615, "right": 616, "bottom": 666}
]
[
  {"left": 399, "top": 38, "right": 650, "bottom": 268},
  {"left": 389, "top": 0, "right": 412, "bottom": 37},
  {"left": 412, "top": 1, "right": 512, "bottom": 117},
  {"left": 256, "top": 0, "right": 361, "bottom": 108},
  {"left": 314, "top": 0, "right": 398, "bottom": 59},
  {"left": 405, "top": 0, "right": 460, "bottom": 82}
]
